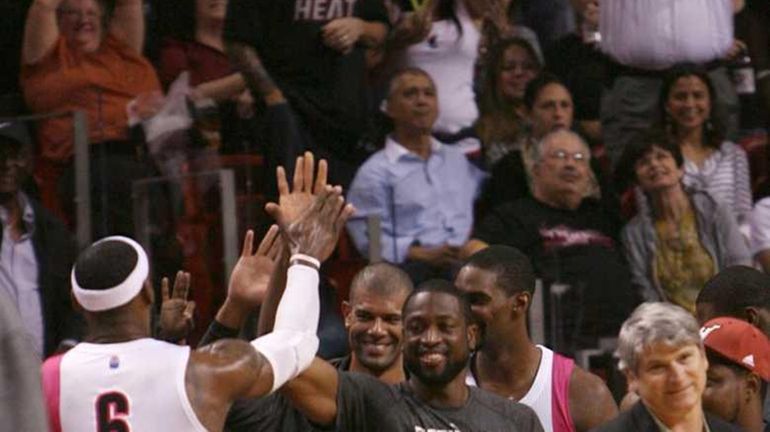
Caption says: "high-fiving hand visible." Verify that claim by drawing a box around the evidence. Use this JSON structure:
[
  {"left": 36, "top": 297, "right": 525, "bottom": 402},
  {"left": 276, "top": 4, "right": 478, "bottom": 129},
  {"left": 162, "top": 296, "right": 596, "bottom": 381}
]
[
  {"left": 227, "top": 225, "right": 284, "bottom": 310},
  {"left": 267, "top": 185, "right": 355, "bottom": 262},
  {"left": 158, "top": 271, "right": 195, "bottom": 343},
  {"left": 275, "top": 152, "right": 329, "bottom": 224}
]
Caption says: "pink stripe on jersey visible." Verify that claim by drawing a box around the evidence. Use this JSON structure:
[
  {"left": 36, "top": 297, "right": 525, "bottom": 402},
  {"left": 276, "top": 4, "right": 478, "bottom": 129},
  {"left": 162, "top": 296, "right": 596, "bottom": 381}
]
[
  {"left": 41, "top": 355, "right": 63, "bottom": 432},
  {"left": 551, "top": 353, "right": 576, "bottom": 432}
]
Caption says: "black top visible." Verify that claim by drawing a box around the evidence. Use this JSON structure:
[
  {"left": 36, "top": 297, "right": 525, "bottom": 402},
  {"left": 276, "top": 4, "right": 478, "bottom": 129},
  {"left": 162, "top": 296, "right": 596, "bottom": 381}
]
[
  {"left": 5, "top": 197, "right": 83, "bottom": 357},
  {"left": 335, "top": 372, "right": 544, "bottom": 431},
  {"left": 225, "top": 356, "right": 350, "bottom": 432},
  {"left": 544, "top": 34, "right": 609, "bottom": 122},
  {"left": 474, "top": 196, "right": 636, "bottom": 344},
  {"left": 224, "top": 0, "right": 389, "bottom": 158},
  {"left": 590, "top": 401, "right": 744, "bottom": 432}
]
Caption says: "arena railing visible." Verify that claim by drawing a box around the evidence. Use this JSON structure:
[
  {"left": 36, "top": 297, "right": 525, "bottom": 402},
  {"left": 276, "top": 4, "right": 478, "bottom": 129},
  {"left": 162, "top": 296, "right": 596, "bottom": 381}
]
[{"left": 0, "top": 110, "right": 91, "bottom": 248}]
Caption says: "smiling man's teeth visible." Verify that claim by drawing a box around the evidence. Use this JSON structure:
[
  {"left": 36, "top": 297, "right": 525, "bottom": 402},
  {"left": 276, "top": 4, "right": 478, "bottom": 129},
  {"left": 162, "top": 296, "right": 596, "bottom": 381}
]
[{"left": 420, "top": 353, "right": 444, "bottom": 365}]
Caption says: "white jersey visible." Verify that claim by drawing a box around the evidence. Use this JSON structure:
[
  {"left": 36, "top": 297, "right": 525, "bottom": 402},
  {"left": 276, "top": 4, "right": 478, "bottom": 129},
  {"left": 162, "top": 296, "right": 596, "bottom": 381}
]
[
  {"left": 466, "top": 345, "right": 576, "bottom": 432},
  {"left": 42, "top": 338, "right": 207, "bottom": 432}
]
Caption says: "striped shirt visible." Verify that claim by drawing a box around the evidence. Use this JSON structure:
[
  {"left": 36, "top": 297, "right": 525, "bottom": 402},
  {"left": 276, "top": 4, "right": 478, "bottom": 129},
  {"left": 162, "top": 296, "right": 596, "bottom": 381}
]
[
  {"left": 682, "top": 141, "right": 752, "bottom": 226},
  {"left": 750, "top": 198, "right": 770, "bottom": 255}
]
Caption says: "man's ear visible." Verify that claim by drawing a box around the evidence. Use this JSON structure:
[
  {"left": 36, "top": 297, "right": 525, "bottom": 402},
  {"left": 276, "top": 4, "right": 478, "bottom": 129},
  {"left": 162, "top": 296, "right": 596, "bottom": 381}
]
[
  {"left": 467, "top": 322, "right": 481, "bottom": 351},
  {"left": 744, "top": 372, "right": 762, "bottom": 401},
  {"left": 510, "top": 291, "right": 531, "bottom": 316},
  {"left": 745, "top": 306, "right": 761, "bottom": 327},
  {"left": 342, "top": 301, "right": 353, "bottom": 328}
]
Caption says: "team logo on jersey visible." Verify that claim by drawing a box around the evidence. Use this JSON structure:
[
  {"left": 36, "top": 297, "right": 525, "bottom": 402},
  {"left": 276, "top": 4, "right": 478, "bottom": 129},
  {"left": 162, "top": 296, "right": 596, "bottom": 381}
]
[
  {"left": 109, "top": 355, "right": 120, "bottom": 369},
  {"left": 294, "top": 0, "right": 356, "bottom": 21}
]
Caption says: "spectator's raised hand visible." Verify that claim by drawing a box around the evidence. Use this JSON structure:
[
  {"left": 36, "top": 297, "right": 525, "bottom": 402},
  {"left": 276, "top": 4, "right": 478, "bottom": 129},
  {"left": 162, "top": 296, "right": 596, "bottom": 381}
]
[
  {"left": 227, "top": 225, "right": 284, "bottom": 311},
  {"left": 390, "top": 8, "right": 434, "bottom": 48},
  {"left": 322, "top": 17, "right": 365, "bottom": 54},
  {"left": 267, "top": 186, "right": 355, "bottom": 262},
  {"left": 158, "top": 271, "right": 195, "bottom": 343},
  {"left": 471, "top": 0, "right": 510, "bottom": 30},
  {"left": 275, "top": 151, "right": 329, "bottom": 224}
]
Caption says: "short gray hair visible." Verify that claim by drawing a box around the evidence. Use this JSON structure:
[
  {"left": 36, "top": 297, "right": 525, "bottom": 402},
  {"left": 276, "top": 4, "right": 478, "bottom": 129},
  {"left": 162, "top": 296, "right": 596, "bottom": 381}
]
[
  {"left": 616, "top": 302, "right": 703, "bottom": 373},
  {"left": 386, "top": 67, "right": 434, "bottom": 99},
  {"left": 530, "top": 128, "right": 590, "bottom": 163}
]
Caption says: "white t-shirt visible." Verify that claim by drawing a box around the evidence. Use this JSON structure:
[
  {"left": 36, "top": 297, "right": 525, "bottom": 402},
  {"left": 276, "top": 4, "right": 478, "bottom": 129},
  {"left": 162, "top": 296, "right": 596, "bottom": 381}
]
[
  {"left": 600, "top": 0, "right": 733, "bottom": 69},
  {"left": 399, "top": 0, "right": 480, "bottom": 134}
]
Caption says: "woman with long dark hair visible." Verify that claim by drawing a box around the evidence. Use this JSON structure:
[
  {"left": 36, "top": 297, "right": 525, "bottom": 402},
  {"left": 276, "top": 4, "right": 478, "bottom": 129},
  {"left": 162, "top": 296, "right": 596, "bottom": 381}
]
[
  {"left": 475, "top": 36, "right": 542, "bottom": 165},
  {"left": 658, "top": 64, "right": 752, "bottom": 228}
]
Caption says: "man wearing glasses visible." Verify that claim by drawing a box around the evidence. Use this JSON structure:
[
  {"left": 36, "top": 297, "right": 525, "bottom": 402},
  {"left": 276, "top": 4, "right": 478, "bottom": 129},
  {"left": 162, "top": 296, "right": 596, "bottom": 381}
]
[{"left": 463, "top": 128, "right": 635, "bottom": 354}]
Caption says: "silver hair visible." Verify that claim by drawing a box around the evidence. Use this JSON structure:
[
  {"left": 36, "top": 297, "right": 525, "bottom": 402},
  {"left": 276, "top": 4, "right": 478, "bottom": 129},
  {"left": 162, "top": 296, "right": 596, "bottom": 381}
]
[
  {"left": 615, "top": 302, "right": 703, "bottom": 374},
  {"left": 530, "top": 128, "right": 591, "bottom": 163}
]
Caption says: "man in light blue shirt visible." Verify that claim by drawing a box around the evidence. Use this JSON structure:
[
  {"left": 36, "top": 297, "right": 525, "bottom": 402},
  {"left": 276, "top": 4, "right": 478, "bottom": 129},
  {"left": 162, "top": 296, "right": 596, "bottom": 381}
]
[{"left": 346, "top": 68, "right": 485, "bottom": 283}]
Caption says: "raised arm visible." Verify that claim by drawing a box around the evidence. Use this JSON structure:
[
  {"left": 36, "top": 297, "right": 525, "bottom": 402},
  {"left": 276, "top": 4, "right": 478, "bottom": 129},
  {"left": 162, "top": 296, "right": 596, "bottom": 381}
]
[
  {"left": 201, "top": 152, "right": 329, "bottom": 343},
  {"left": 109, "top": 0, "right": 144, "bottom": 54},
  {"left": 258, "top": 153, "right": 330, "bottom": 333},
  {"left": 22, "top": 0, "right": 63, "bottom": 65},
  {"left": 186, "top": 186, "right": 353, "bottom": 430},
  {"left": 157, "top": 271, "right": 196, "bottom": 343},
  {"left": 211, "top": 225, "right": 284, "bottom": 334},
  {"left": 387, "top": 9, "right": 432, "bottom": 50}
]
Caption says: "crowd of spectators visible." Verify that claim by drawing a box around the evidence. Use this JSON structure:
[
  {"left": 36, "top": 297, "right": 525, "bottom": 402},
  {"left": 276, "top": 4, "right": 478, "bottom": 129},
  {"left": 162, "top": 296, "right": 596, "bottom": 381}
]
[{"left": 3, "top": 0, "right": 770, "bottom": 429}]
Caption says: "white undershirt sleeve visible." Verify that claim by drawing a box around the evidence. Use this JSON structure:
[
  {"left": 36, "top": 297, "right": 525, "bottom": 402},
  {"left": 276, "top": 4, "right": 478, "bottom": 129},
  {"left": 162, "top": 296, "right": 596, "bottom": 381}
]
[{"left": 250, "top": 263, "right": 320, "bottom": 393}]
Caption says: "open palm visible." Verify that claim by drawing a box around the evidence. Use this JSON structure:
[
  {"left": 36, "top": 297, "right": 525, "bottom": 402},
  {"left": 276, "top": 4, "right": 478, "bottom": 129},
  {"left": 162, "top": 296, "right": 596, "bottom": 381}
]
[
  {"left": 275, "top": 152, "right": 328, "bottom": 224},
  {"left": 159, "top": 271, "right": 195, "bottom": 342},
  {"left": 228, "top": 226, "right": 283, "bottom": 308}
]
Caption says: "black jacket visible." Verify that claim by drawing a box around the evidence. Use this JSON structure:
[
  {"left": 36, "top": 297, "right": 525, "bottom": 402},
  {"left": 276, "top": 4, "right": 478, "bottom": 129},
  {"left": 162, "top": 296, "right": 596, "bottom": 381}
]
[
  {"left": 591, "top": 401, "right": 744, "bottom": 432},
  {"left": 0, "top": 197, "right": 83, "bottom": 357}
]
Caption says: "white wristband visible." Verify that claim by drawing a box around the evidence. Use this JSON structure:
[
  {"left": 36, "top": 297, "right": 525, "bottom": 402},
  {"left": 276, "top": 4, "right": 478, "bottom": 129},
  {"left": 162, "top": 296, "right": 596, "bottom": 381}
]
[{"left": 290, "top": 253, "right": 321, "bottom": 269}]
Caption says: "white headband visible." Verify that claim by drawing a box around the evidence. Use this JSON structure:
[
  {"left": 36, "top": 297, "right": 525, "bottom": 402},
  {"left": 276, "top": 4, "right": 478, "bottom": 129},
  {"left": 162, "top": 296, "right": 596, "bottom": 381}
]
[{"left": 72, "top": 236, "right": 149, "bottom": 312}]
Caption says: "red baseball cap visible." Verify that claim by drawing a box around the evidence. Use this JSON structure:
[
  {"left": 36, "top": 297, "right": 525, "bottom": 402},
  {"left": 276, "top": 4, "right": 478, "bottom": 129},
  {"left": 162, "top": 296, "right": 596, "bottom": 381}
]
[{"left": 701, "top": 317, "right": 770, "bottom": 381}]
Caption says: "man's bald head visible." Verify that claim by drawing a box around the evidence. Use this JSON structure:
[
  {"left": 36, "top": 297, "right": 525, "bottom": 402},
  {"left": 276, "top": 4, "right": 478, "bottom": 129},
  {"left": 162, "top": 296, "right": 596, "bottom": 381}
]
[
  {"left": 349, "top": 263, "right": 413, "bottom": 303},
  {"left": 345, "top": 263, "right": 413, "bottom": 375}
]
